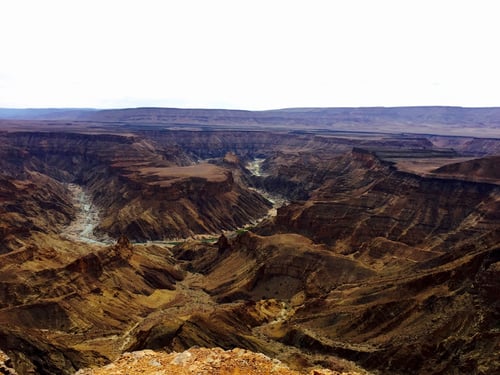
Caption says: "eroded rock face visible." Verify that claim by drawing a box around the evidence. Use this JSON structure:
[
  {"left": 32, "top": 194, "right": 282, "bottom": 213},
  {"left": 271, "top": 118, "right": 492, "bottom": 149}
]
[
  {"left": 175, "top": 232, "right": 375, "bottom": 302},
  {"left": 277, "top": 242, "right": 500, "bottom": 374},
  {"left": 0, "top": 237, "right": 185, "bottom": 374},
  {"left": 0, "top": 172, "right": 75, "bottom": 253},
  {"left": 163, "top": 226, "right": 499, "bottom": 374},
  {"left": 90, "top": 165, "right": 271, "bottom": 240},
  {"left": 262, "top": 149, "right": 500, "bottom": 253}
]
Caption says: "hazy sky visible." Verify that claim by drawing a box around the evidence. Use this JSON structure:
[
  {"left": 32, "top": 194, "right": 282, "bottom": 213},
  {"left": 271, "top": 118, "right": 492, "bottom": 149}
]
[{"left": 1, "top": 0, "right": 499, "bottom": 109}]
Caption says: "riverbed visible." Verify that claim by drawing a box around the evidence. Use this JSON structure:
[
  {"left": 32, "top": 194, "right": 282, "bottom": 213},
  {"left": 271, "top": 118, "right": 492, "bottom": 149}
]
[
  {"left": 246, "top": 158, "right": 266, "bottom": 177},
  {"left": 246, "top": 158, "right": 288, "bottom": 219},
  {"left": 62, "top": 159, "right": 286, "bottom": 245},
  {"left": 61, "top": 184, "right": 110, "bottom": 244}
]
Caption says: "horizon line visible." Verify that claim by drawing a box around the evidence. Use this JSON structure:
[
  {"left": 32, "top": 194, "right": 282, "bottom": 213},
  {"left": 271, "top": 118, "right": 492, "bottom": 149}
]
[{"left": 2, "top": 104, "right": 500, "bottom": 112}]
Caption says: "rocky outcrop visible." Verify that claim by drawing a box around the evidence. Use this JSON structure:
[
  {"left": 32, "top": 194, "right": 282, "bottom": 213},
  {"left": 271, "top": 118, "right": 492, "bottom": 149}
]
[
  {"left": 0, "top": 350, "right": 18, "bottom": 375},
  {"left": 276, "top": 243, "right": 500, "bottom": 374},
  {"left": 75, "top": 347, "right": 360, "bottom": 375}
]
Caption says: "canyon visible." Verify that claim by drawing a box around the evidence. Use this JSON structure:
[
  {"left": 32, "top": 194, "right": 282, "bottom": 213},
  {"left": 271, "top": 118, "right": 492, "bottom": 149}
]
[{"left": 0, "top": 107, "right": 498, "bottom": 374}]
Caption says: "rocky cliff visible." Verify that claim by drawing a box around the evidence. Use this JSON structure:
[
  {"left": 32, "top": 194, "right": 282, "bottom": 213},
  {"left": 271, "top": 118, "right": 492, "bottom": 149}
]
[{"left": 262, "top": 149, "right": 499, "bottom": 255}]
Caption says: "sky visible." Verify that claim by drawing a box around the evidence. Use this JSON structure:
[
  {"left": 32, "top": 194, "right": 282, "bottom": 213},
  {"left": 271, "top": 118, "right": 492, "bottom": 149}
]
[{"left": 1, "top": 0, "right": 499, "bottom": 110}]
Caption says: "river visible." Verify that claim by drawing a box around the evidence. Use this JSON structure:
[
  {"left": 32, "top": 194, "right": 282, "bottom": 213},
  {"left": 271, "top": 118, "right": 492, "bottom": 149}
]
[
  {"left": 62, "top": 159, "right": 285, "bottom": 244},
  {"left": 246, "top": 158, "right": 287, "bottom": 220}
]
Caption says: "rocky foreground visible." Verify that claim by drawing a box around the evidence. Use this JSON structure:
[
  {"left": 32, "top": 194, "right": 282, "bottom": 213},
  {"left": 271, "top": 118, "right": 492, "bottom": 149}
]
[
  {"left": 0, "top": 349, "right": 18, "bottom": 374},
  {"left": 75, "top": 347, "right": 363, "bottom": 375}
]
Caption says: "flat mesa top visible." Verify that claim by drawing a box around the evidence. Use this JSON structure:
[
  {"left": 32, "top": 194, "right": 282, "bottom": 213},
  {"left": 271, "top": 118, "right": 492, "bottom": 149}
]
[{"left": 135, "top": 163, "right": 229, "bottom": 186}]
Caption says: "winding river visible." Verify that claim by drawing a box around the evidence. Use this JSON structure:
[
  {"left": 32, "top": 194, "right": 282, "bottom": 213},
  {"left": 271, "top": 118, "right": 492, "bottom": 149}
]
[{"left": 62, "top": 159, "right": 285, "bottom": 244}]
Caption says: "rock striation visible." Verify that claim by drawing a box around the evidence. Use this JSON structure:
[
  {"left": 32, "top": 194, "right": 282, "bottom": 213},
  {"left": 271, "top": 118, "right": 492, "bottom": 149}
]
[
  {"left": 0, "top": 236, "right": 185, "bottom": 374},
  {"left": 432, "top": 155, "right": 500, "bottom": 183},
  {"left": 0, "top": 172, "right": 75, "bottom": 253},
  {"left": 262, "top": 149, "right": 500, "bottom": 254}
]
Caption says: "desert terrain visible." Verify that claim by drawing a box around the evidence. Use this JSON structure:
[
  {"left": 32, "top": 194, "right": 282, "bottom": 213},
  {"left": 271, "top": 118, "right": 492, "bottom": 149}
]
[{"left": 0, "top": 107, "right": 498, "bottom": 374}]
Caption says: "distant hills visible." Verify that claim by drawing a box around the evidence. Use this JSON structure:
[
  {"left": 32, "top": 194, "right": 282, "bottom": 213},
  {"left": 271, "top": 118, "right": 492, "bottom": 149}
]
[
  {"left": 1, "top": 106, "right": 499, "bottom": 137},
  {"left": 0, "top": 108, "right": 96, "bottom": 119}
]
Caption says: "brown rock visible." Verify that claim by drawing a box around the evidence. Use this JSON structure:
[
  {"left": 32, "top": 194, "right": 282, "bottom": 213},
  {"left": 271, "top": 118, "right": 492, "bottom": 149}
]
[
  {"left": 75, "top": 347, "right": 355, "bottom": 375},
  {"left": 0, "top": 350, "right": 18, "bottom": 375}
]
